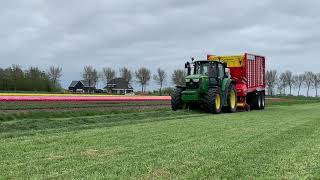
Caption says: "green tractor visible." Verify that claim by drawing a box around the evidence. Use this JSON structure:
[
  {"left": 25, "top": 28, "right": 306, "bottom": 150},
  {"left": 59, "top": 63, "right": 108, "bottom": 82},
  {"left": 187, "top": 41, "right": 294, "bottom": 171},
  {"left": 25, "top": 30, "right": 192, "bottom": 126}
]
[{"left": 171, "top": 60, "right": 237, "bottom": 113}]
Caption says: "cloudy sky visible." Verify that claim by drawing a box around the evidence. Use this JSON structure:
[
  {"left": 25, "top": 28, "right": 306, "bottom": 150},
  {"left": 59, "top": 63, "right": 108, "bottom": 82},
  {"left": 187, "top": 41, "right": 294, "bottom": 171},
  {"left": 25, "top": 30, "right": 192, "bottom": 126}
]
[{"left": 1, "top": 0, "right": 320, "bottom": 90}]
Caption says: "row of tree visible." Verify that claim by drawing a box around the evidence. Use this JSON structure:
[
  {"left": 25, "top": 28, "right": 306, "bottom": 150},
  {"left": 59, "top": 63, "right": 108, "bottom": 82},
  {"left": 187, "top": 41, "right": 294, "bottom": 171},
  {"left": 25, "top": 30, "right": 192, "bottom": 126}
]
[
  {"left": 7, "top": 64, "right": 318, "bottom": 97},
  {"left": 266, "top": 70, "right": 320, "bottom": 97},
  {"left": 0, "top": 65, "right": 62, "bottom": 92},
  {"left": 0, "top": 64, "right": 186, "bottom": 94},
  {"left": 82, "top": 66, "right": 186, "bottom": 95}
]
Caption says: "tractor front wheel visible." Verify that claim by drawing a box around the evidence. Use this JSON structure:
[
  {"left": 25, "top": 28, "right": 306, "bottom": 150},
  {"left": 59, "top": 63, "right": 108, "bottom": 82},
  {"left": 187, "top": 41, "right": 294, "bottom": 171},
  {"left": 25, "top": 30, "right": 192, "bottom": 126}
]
[
  {"left": 171, "top": 88, "right": 183, "bottom": 111},
  {"left": 203, "top": 88, "right": 222, "bottom": 114}
]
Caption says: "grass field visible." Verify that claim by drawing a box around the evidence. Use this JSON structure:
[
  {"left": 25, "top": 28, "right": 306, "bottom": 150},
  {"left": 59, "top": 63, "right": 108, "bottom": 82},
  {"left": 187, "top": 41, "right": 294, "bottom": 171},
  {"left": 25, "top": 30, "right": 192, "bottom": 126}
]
[{"left": 1, "top": 97, "right": 320, "bottom": 179}]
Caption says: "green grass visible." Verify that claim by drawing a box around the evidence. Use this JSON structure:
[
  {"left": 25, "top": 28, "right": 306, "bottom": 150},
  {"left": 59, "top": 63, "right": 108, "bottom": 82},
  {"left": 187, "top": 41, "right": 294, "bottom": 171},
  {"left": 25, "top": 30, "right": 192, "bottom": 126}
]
[
  {"left": 0, "top": 101, "right": 170, "bottom": 121},
  {"left": 267, "top": 96, "right": 320, "bottom": 106},
  {"left": 0, "top": 101, "right": 170, "bottom": 110},
  {"left": 1, "top": 99, "right": 320, "bottom": 179}
]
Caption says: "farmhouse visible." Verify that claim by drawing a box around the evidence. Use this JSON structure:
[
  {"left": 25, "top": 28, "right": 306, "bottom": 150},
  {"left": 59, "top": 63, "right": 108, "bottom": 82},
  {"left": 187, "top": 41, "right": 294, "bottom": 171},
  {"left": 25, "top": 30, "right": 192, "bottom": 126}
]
[
  {"left": 68, "top": 80, "right": 96, "bottom": 93},
  {"left": 104, "top": 78, "right": 133, "bottom": 94}
]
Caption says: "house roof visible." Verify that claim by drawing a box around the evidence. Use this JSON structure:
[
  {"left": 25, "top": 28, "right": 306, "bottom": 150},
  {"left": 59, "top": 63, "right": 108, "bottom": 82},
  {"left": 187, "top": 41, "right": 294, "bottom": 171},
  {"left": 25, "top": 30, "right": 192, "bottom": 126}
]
[
  {"left": 80, "top": 80, "right": 96, "bottom": 88},
  {"left": 69, "top": 81, "right": 80, "bottom": 88},
  {"left": 69, "top": 80, "right": 95, "bottom": 88},
  {"left": 104, "top": 78, "right": 133, "bottom": 90}
]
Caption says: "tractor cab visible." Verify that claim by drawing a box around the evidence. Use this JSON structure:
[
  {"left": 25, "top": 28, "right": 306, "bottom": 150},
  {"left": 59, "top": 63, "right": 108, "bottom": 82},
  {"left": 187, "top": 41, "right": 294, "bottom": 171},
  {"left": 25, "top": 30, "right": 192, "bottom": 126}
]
[{"left": 184, "top": 60, "right": 228, "bottom": 89}]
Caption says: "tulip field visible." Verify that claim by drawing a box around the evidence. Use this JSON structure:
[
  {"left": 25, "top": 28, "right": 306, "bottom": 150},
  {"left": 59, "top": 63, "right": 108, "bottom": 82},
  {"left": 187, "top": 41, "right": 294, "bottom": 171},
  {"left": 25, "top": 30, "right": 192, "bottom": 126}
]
[{"left": 1, "top": 94, "right": 320, "bottom": 179}]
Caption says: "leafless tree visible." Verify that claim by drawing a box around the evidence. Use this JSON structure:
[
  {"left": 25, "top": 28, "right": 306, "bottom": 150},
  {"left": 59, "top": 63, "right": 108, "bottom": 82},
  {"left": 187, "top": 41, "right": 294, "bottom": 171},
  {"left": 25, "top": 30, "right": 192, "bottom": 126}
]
[
  {"left": 82, "top": 66, "right": 99, "bottom": 93},
  {"left": 283, "top": 70, "right": 294, "bottom": 95},
  {"left": 278, "top": 72, "right": 287, "bottom": 95},
  {"left": 153, "top": 68, "right": 166, "bottom": 95},
  {"left": 92, "top": 69, "right": 99, "bottom": 87},
  {"left": 172, "top": 69, "right": 186, "bottom": 87},
  {"left": 293, "top": 74, "right": 305, "bottom": 96},
  {"left": 318, "top": 73, "right": 320, "bottom": 96},
  {"left": 47, "top": 66, "right": 62, "bottom": 90},
  {"left": 304, "top": 71, "right": 314, "bottom": 97},
  {"left": 135, "top": 67, "right": 151, "bottom": 93},
  {"left": 311, "top": 73, "right": 320, "bottom": 97},
  {"left": 276, "top": 81, "right": 284, "bottom": 95},
  {"left": 102, "top": 67, "right": 116, "bottom": 85},
  {"left": 120, "top": 67, "right": 132, "bottom": 83},
  {"left": 10, "top": 64, "right": 23, "bottom": 91},
  {"left": 266, "top": 70, "right": 278, "bottom": 96}
]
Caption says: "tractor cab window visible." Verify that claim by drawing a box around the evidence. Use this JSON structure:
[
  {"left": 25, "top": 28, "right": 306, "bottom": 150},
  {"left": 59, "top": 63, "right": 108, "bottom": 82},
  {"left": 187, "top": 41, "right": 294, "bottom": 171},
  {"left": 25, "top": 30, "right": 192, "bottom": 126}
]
[
  {"left": 202, "top": 64, "right": 209, "bottom": 75},
  {"left": 218, "top": 64, "right": 225, "bottom": 79},
  {"left": 194, "top": 62, "right": 216, "bottom": 76}
]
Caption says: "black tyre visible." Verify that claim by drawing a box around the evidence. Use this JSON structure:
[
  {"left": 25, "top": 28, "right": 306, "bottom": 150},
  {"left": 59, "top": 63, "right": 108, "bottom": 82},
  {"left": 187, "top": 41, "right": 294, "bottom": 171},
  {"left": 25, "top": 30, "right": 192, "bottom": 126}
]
[
  {"left": 203, "top": 88, "right": 222, "bottom": 114},
  {"left": 226, "top": 84, "right": 237, "bottom": 113},
  {"left": 188, "top": 103, "right": 199, "bottom": 110},
  {"left": 171, "top": 88, "right": 183, "bottom": 111},
  {"left": 260, "top": 91, "right": 265, "bottom": 110},
  {"left": 257, "top": 93, "right": 262, "bottom": 110},
  {"left": 252, "top": 92, "right": 261, "bottom": 110}
]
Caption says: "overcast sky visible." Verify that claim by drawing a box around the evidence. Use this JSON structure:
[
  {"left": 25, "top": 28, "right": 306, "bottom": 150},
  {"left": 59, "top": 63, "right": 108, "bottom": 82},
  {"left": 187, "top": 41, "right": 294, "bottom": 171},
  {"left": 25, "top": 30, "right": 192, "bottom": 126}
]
[{"left": 1, "top": 0, "right": 320, "bottom": 90}]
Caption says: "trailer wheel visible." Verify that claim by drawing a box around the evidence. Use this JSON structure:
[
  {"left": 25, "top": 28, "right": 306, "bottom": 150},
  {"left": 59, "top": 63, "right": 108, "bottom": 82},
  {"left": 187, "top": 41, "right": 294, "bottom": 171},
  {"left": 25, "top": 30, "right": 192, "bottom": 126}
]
[
  {"left": 260, "top": 91, "right": 265, "bottom": 110},
  {"left": 226, "top": 84, "right": 237, "bottom": 113},
  {"left": 257, "top": 92, "right": 262, "bottom": 110},
  {"left": 204, "top": 88, "right": 222, "bottom": 114},
  {"left": 171, "top": 88, "right": 183, "bottom": 111},
  {"left": 249, "top": 92, "right": 261, "bottom": 110}
]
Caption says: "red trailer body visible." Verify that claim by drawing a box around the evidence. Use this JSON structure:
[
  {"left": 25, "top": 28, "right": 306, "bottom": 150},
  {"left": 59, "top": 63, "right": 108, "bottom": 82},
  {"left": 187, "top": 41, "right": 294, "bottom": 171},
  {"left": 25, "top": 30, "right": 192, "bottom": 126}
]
[{"left": 208, "top": 53, "right": 266, "bottom": 106}]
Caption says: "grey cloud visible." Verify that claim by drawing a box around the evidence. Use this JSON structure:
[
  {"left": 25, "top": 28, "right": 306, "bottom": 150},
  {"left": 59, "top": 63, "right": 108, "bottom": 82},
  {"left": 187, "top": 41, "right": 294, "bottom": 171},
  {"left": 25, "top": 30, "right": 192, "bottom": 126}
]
[{"left": 0, "top": 0, "right": 320, "bottom": 89}]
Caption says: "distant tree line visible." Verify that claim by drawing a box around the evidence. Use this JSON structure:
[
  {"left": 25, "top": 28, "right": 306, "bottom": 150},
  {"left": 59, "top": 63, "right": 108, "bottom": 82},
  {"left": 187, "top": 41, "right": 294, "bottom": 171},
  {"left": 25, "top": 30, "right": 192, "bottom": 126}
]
[
  {"left": 0, "top": 63, "right": 186, "bottom": 94},
  {"left": 0, "top": 65, "right": 62, "bottom": 92},
  {"left": 266, "top": 70, "right": 320, "bottom": 97},
  {"left": 3, "top": 63, "right": 318, "bottom": 97},
  {"left": 4, "top": 63, "right": 319, "bottom": 97},
  {"left": 82, "top": 65, "right": 186, "bottom": 95}
]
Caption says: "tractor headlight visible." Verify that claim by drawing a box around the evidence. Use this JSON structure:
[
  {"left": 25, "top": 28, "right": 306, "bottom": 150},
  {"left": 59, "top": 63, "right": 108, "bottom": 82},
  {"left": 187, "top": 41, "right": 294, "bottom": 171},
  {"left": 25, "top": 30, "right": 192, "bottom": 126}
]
[
  {"left": 193, "top": 78, "right": 200, "bottom": 83},
  {"left": 185, "top": 79, "right": 191, "bottom": 82}
]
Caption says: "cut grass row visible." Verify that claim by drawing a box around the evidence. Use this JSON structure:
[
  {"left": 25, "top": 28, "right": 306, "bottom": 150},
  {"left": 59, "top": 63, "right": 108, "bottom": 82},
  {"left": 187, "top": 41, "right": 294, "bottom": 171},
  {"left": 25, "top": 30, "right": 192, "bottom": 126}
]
[
  {"left": 1, "top": 100, "right": 320, "bottom": 179},
  {"left": 0, "top": 101, "right": 170, "bottom": 110},
  {"left": 0, "top": 108, "right": 198, "bottom": 139},
  {"left": 0, "top": 107, "right": 170, "bottom": 122}
]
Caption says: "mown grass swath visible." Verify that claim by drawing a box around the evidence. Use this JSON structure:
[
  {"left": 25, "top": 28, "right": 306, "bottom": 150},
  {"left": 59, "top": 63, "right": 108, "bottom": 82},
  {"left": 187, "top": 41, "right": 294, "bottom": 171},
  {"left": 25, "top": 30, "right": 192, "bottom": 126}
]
[
  {"left": 0, "top": 101, "right": 170, "bottom": 110},
  {"left": 0, "top": 101, "right": 170, "bottom": 122}
]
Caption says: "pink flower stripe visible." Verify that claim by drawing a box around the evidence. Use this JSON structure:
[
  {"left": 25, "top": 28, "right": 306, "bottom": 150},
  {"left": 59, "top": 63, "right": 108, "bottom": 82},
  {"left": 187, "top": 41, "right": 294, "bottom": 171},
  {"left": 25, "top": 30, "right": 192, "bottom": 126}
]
[{"left": 0, "top": 96, "right": 171, "bottom": 102}]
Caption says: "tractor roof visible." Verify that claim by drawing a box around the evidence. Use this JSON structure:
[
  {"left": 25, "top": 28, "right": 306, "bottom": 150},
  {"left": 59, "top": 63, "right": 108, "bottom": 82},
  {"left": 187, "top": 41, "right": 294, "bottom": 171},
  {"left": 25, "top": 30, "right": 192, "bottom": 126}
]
[
  {"left": 194, "top": 60, "right": 222, "bottom": 64},
  {"left": 194, "top": 60, "right": 209, "bottom": 63}
]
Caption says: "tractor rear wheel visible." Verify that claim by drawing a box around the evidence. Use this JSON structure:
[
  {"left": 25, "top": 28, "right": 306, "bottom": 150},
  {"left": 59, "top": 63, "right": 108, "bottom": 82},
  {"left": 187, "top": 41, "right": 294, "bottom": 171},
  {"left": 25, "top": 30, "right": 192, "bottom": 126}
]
[
  {"left": 226, "top": 84, "right": 237, "bottom": 113},
  {"left": 171, "top": 88, "right": 183, "bottom": 111},
  {"left": 203, "top": 88, "right": 222, "bottom": 114}
]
